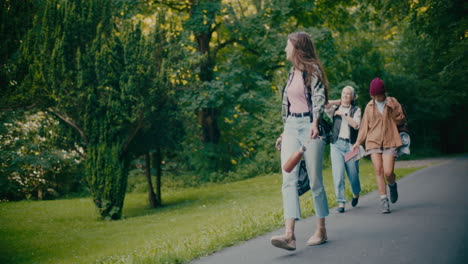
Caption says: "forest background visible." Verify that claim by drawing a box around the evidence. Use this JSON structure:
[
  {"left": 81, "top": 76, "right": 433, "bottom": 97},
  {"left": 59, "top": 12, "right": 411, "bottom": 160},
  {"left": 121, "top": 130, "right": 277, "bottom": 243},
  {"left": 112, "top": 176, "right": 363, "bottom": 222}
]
[{"left": 0, "top": 0, "right": 467, "bottom": 220}]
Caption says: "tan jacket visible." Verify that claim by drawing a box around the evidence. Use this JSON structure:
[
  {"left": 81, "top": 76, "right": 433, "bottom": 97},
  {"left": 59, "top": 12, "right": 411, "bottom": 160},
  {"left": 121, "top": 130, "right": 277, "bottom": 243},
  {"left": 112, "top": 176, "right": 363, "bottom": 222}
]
[{"left": 356, "top": 97, "right": 405, "bottom": 150}]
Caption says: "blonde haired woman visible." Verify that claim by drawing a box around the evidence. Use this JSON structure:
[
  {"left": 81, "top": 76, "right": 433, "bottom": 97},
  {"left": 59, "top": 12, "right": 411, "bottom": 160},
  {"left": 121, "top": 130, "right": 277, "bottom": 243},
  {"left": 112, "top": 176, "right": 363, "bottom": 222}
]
[{"left": 325, "top": 86, "right": 362, "bottom": 213}]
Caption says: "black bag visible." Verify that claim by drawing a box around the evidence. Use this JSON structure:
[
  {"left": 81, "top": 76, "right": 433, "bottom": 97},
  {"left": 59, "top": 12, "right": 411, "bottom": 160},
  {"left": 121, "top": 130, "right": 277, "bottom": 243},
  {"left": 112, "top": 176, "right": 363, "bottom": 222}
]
[
  {"left": 397, "top": 104, "right": 409, "bottom": 134},
  {"left": 297, "top": 160, "right": 310, "bottom": 196},
  {"left": 319, "top": 117, "right": 332, "bottom": 144}
]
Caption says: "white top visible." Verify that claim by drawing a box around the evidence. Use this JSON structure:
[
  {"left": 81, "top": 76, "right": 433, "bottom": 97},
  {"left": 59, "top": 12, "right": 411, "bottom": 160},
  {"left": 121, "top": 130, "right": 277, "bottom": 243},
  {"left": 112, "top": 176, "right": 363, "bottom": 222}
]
[
  {"left": 375, "top": 99, "right": 386, "bottom": 113},
  {"left": 325, "top": 105, "right": 362, "bottom": 140}
]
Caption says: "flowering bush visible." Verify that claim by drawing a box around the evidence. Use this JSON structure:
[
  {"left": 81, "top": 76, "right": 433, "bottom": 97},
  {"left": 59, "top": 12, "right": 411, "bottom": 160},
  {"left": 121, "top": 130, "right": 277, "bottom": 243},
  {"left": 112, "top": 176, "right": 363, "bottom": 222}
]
[{"left": 0, "top": 111, "right": 84, "bottom": 201}]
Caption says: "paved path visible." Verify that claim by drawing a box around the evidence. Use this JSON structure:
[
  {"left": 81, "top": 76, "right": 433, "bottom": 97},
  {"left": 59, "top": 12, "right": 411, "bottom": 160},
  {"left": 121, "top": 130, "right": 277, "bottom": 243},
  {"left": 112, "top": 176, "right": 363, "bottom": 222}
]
[{"left": 193, "top": 155, "right": 468, "bottom": 264}]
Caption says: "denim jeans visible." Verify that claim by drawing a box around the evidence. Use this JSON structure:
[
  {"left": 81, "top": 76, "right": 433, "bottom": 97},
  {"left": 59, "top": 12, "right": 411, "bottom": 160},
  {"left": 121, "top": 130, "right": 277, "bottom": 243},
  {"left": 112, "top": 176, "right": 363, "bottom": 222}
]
[
  {"left": 280, "top": 116, "right": 329, "bottom": 219},
  {"left": 330, "top": 138, "right": 361, "bottom": 204}
]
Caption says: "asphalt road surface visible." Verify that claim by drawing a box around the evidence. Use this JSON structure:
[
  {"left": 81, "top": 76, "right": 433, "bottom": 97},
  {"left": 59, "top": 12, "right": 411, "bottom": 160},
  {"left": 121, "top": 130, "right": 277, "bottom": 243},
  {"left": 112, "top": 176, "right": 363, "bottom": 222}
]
[{"left": 193, "top": 155, "right": 468, "bottom": 264}]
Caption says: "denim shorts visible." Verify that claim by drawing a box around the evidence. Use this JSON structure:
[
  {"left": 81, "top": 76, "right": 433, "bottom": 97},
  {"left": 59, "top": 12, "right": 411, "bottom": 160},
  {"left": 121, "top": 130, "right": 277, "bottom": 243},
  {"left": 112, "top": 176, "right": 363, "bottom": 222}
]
[{"left": 366, "top": 147, "right": 398, "bottom": 157}]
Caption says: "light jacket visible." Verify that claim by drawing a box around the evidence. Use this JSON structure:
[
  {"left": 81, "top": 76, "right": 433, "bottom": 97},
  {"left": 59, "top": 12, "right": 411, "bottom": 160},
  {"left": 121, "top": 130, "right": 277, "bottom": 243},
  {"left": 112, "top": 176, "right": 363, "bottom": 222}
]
[{"left": 355, "top": 97, "right": 405, "bottom": 150}]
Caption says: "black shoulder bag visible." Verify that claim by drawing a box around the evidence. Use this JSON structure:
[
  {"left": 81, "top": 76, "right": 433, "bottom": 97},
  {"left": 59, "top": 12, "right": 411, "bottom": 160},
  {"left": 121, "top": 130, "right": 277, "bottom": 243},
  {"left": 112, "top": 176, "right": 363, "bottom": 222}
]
[{"left": 297, "top": 160, "right": 310, "bottom": 196}]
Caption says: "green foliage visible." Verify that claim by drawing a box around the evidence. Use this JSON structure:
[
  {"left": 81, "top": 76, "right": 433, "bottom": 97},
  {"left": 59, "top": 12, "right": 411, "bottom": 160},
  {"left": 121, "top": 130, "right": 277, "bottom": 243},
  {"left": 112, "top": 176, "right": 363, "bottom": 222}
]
[
  {"left": 1, "top": 0, "right": 467, "bottom": 206},
  {"left": 0, "top": 0, "right": 38, "bottom": 108},
  {"left": 367, "top": 0, "right": 468, "bottom": 152}
]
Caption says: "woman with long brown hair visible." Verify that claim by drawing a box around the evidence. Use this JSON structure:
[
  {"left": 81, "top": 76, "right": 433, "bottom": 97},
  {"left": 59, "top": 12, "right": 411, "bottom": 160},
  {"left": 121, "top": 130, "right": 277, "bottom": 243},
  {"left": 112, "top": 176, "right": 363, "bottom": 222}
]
[{"left": 271, "top": 32, "right": 330, "bottom": 250}]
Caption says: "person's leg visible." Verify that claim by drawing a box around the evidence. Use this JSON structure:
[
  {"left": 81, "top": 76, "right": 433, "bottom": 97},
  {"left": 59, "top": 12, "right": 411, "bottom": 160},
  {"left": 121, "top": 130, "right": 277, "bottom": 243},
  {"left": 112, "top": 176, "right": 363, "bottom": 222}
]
[
  {"left": 371, "top": 152, "right": 390, "bottom": 213},
  {"left": 345, "top": 157, "right": 361, "bottom": 195},
  {"left": 345, "top": 158, "right": 361, "bottom": 206},
  {"left": 370, "top": 153, "right": 385, "bottom": 195},
  {"left": 304, "top": 138, "right": 329, "bottom": 219},
  {"left": 383, "top": 153, "right": 398, "bottom": 203},
  {"left": 330, "top": 143, "right": 346, "bottom": 211},
  {"left": 279, "top": 121, "right": 302, "bottom": 221},
  {"left": 307, "top": 217, "right": 327, "bottom": 246},
  {"left": 271, "top": 218, "right": 296, "bottom": 250},
  {"left": 304, "top": 138, "right": 329, "bottom": 245},
  {"left": 382, "top": 154, "right": 396, "bottom": 184},
  {"left": 271, "top": 119, "right": 300, "bottom": 250}
]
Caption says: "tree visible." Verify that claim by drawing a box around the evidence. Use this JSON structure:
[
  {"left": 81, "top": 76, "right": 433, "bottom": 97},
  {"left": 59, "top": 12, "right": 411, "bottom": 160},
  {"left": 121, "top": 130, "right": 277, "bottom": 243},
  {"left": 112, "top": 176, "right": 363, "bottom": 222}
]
[
  {"left": 366, "top": 0, "right": 468, "bottom": 152},
  {"left": 0, "top": 0, "right": 40, "bottom": 110},
  {"left": 4, "top": 0, "right": 183, "bottom": 219}
]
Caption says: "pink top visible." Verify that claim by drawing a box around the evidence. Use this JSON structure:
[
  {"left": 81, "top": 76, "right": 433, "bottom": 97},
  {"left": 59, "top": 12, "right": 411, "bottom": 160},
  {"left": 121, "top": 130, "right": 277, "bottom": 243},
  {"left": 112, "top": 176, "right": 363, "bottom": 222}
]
[{"left": 287, "top": 69, "right": 309, "bottom": 113}]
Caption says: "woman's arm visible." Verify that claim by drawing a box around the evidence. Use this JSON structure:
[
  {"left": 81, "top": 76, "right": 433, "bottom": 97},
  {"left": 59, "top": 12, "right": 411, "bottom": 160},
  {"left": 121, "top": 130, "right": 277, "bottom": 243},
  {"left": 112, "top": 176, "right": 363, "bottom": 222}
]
[
  {"left": 352, "top": 108, "right": 368, "bottom": 149},
  {"left": 335, "top": 109, "right": 359, "bottom": 129},
  {"left": 328, "top": 99, "right": 341, "bottom": 106},
  {"left": 387, "top": 97, "right": 405, "bottom": 125}
]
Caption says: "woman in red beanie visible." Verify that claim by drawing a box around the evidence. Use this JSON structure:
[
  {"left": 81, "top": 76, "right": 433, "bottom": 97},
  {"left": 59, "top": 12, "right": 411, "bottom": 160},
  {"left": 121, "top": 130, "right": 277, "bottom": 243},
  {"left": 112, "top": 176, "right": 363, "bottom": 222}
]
[{"left": 352, "top": 78, "right": 406, "bottom": 213}]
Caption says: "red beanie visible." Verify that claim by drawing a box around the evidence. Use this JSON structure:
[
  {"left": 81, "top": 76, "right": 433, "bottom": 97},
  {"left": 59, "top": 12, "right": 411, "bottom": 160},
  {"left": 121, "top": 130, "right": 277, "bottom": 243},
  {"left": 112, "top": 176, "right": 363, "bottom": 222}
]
[{"left": 369, "top": 78, "right": 385, "bottom": 96}]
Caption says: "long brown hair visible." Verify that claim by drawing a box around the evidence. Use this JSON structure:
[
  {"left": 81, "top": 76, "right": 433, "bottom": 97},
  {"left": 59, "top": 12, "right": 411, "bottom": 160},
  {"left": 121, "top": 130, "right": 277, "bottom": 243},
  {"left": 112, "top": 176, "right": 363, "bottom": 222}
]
[{"left": 288, "top": 32, "right": 329, "bottom": 94}]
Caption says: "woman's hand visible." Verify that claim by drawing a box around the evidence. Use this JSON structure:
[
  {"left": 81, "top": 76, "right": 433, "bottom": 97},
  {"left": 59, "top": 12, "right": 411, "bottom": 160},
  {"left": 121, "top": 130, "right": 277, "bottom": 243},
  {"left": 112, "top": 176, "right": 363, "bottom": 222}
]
[
  {"left": 351, "top": 143, "right": 359, "bottom": 151},
  {"left": 310, "top": 121, "right": 319, "bottom": 139},
  {"left": 334, "top": 109, "right": 344, "bottom": 116},
  {"left": 386, "top": 97, "right": 397, "bottom": 110},
  {"left": 275, "top": 135, "right": 283, "bottom": 151}
]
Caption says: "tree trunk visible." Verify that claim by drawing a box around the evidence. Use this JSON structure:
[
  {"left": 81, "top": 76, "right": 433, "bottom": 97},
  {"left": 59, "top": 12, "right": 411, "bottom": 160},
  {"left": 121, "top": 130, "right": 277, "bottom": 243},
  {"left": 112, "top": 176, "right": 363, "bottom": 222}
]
[
  {"left": 86, "top": 142, "right": 129, "bottom": 220},
  {"left": 192, "top": 8, "right": 220, "bottom": 143},
  {"left": 37, "top": 188, "right": 43, "bottom": 200},
  {"left": 198, "top": 108, "right": 220, "bottom": 143},
  {"left": 144, "top": 152, "right": 158, "bottom": 208},
  {"left": 152, "top": 148, "right": 162, "bottom": 206}
]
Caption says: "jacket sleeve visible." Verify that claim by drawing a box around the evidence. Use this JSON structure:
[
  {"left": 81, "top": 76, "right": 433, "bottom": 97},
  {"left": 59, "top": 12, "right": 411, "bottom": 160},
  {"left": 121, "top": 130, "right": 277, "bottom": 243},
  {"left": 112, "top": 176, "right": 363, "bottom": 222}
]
[
  {"left": 310, "top": 76, "right": 326, "bottom": 121},
  {"left": 324, "top": 105, "right": 336, "bottom": 119},
  {"left": 355, "top": 106, "right": 369, "bottom": 146},
  {"left": 388, "top": 97, "right": 405, "bottom": 125}
]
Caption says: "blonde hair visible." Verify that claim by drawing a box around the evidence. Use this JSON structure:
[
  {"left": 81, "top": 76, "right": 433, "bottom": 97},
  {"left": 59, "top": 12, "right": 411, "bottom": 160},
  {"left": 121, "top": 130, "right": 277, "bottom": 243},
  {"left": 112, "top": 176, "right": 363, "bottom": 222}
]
[{"left": 343, "top": 86, "right": 358, "bottom": 105}]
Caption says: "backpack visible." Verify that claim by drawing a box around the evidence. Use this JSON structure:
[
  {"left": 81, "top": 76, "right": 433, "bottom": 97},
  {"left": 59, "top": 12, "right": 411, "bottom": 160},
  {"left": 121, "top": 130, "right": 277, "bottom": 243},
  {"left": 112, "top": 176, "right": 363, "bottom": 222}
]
[
  {"left": 397, "top": 104, "right": 409, "bottom": 134},
  {"left": 397, "top": 104, "right": 411, "bottom": 156}
]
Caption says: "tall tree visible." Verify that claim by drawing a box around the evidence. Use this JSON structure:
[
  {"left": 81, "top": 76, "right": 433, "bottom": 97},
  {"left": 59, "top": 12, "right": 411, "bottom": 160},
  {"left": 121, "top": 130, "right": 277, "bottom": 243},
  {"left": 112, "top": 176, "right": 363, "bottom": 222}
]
[{"left": 5, "top": 0, "right": 182, "bottom": 219}]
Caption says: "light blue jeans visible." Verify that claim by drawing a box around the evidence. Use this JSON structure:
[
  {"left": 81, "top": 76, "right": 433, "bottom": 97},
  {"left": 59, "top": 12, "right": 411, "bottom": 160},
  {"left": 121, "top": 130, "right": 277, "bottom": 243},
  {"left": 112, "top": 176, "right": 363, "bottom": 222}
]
[
  {"left": 281, "top": 116, "right": 329, "bottom": 219},
  {"left": 330, "top": 138, "right": 361, "bottom": 205}
]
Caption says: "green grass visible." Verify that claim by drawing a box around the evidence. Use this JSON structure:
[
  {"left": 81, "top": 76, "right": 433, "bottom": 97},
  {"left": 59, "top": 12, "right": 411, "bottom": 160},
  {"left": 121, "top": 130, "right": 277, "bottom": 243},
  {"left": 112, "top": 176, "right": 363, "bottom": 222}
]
[{"left": 0, "top": 160, "right": 422, "bottom": 264}]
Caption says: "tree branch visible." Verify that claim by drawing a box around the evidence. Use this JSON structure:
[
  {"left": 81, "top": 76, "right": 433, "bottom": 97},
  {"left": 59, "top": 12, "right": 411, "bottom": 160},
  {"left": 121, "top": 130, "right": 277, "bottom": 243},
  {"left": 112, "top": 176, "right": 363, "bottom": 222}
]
[
  {"left": 213, "top": 39, "right": 237, "bottom": 55},
  {"left": 71, "top": 143, "right": 87, "bottom": 159},
  {"left": 0, "top": 104, "right": 37, "bottom": 111},
  {"left": 49, "top": 108, "right": 89, "bottom": 145},
  {"left": 236, "top": 39, "right": 261, "bottom": 56}
]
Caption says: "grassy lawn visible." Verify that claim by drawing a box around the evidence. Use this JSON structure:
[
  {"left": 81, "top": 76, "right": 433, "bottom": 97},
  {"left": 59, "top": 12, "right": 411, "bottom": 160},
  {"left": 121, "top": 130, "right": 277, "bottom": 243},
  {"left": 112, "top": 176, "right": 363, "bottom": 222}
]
[{"left": 0, "top": 159, "right": 421, "bottom": 264}]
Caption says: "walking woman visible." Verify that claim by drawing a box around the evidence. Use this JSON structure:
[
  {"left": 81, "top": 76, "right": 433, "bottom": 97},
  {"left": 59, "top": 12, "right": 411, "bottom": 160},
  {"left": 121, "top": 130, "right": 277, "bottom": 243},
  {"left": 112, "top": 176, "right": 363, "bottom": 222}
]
[
  {"left": 352, "top": 78, "right": 405, "bottom": 213},
  {"left": 325, "top": 86, "right": 362, "bottom": 213},
  {"left": 271, "top": 32, "right": 330, "bottom": 251}
]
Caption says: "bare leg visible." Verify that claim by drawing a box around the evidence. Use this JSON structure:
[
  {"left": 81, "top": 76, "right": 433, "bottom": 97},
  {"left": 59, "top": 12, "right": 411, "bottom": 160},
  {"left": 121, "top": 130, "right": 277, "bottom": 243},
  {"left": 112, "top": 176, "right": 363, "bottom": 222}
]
[
  {"left": 371, "top": 153, "right": 386, "bottom": 195},
  {"left": 285, "top": 218, "right": 295, "bottom": 239},
  {"left": 317, "top": 217, "right": 325, "bottom": 228},
  {"left": 307, "top": 218, "right": 327, "bottom": 246},
  {"left": 383, "top": 154, "right": 398, "bottom": 203},
  {"left": 382, "top": 154, "right": 396, "bottom": 184},
  {"left": 271, "top": 218, "right": 296, "bottom": 250}
]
